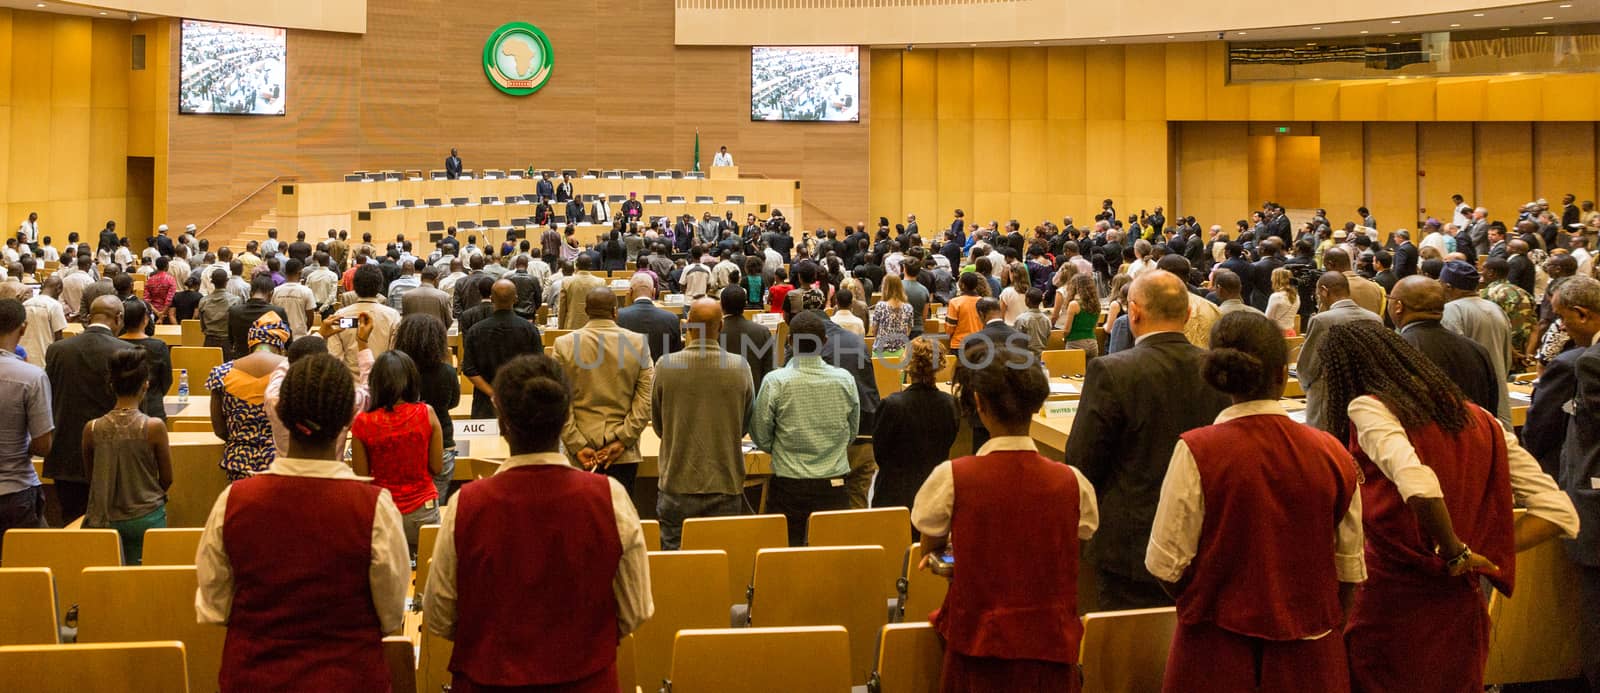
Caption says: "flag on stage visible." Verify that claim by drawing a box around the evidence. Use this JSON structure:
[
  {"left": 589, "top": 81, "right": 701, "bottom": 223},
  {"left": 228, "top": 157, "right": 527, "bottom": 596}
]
[{"left": 692, "top": 130, "right": 701, "bottom": 172}]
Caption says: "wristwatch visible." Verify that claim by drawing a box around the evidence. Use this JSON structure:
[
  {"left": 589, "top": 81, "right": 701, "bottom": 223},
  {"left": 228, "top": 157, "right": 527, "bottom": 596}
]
[{"left": 1444, "top": 544, "right": 1473, "bottom": 571}]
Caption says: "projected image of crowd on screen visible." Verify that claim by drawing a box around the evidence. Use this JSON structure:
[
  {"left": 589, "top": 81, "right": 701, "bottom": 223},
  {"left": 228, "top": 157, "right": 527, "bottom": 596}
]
[
  {"left": 752, "top": 46, "right": 859, "bottom": 122},
  {"left": 179, "top": 20, "right": 287, "bottom": 116}
]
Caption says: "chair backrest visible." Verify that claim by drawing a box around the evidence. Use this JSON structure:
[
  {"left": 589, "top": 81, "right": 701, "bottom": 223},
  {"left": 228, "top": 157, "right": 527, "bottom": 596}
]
[
  {"left": 417, "top": 628, "right": 453, "bottom": 693},
  {"left": 0, "top": 568, "right": 59, "bottom": 645},
  {"left": 141, "top": 528, "right": 203, "bottom": 566},
  {"left": 680, "top": 514, "right": 788, "bottom": 606},
  {"left": 1041, "top": 349, "right": 1088, "bottom": 378},
  {"left": 1078, "top": 607, "right": 1178, "bottom": 693},
  {"left": 179, "top": 320, "right": 203, "bottom": 347},
  {"left": 170, "top": 347, "right": 224, "bottom": 396},
  {"left": 1484, "top": 509, "right": 1586, "bottom": 684},
  {"left": 466, "top": 456, "right": 500, "bottom": 480},
  {"left": 383, "top": 635, "right": 418, "bottom": 693},
  {"left": 871, "top": 357, "right": 903, "bottom": 396},
  {"left": 634, "top": 550, "right": 731, "bottom": 690},
  {"left": 76, "top": 566, "right": 226, "bottom": 692},
  {"left": 416, "top": 524, "right": 441, "bottom": 598},
  {"left": 1, "top": 529, "right": 122, "bottom": 626},
  {"left": 667, "top": 627, "right": 852, "bottom": 693},
  {"left": 0, "top": 641, "right": 189, "bottom": 693},
  {"left": 897, "top": 543, "right": 948, "bottom": 623},
  {"left": 641, "top": 520, "right": 661, "bottom": 552},
  {"left": 617, "top": 633, "right": 638, "bottom": 693},
  {"left": 872, "top": 623, "right": 943, "bottom": 693},
  {"left": 749, "top": 546, "right": 889, "bottom": 683},
  {"left": 806, "top": 507, "right": 911, "bottom": 600}
]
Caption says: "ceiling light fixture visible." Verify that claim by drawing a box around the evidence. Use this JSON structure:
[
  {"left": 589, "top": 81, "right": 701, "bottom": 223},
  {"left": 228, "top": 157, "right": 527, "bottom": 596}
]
[
  {"left": 1097, "top": 39, "right": 1106, "bottom": 42},
  {"left": 1536, "top": 30, "right": 1549, "bottom": 34},
  {"left": 1560, "top": 3, "right": 1572, "bottom": 7},
  {"left": 1450, "top": 23, "right": 1461, "bottom": 27},
  {"left": 1472, "top": 12, "right": 1485, "bottom": 16},
  {"left": 1237, "top": 31, "right": 1247, "bottom": 35},
  {"left": 1543, "top": 16, "right": 1555, "bottom": 19},
  {"left": 1166, "top": 35, "right": 1175, "bottom": 39},
  {"left": 1501, "top": 27, "right": 1511, "bottom": 30},
  {"left": 1032, "top": 41, "right": 1040, "bottom": 45},
  {"left": 1390, "top": 20, "right": 1402, "bottom": 24},
  {"left": 34, "top": 2, "right": 45, "bottom": 6},
  {"left": 1312, "top": 27, "right": 1322, "bottom": 30},
  {"left": 1359, "top": 30, "right": 1370, "bottom": 34}
]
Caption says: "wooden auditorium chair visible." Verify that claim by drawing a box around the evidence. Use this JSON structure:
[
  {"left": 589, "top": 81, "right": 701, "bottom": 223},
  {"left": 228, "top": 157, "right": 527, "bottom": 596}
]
[
  {"left": 76, "top": 566, "right": 226, "bottom": 692},
  {"left": 807, "top": 507, "right": 912, "bottom": 601},
  {"left": 0, "top": 641, "right": 190, "bottom": 693},
  {"left": 665, "top": 626, "right": 852, "bottom": 693},
  {"left": 746, "top": 546, "right": 888, "bottom": 683},
  {"left": 1078, "top": 607, "right": 1178, "bottom": 693},
  {"left": 1040, "top": 349, "right": 1089, "bottom": 378},
  {"left": 679, "top": 514, "right": 788, "bottom": 607},
  {"left": 895, "top": 543, "right": 948, "bottom": 624},
  {"left": 868, "top": 622, "right": 943, "bottom": 693},
  {"left": 632, "top": 550, "right": 730, "bottom": 690},
  {"left": 1, "top": 529, "right": 122, "bottom": 634},
  {"left": 0, "top": 567, "right": 59, "bottom": 645},
  {"left": 140, "top": 528, "right": 204, "bottom": 566}
]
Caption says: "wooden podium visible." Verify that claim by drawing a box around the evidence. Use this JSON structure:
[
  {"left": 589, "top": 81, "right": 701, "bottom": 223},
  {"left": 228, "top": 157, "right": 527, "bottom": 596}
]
[{"left": 708, "top": 165, "right": 739, "bottom": 180}]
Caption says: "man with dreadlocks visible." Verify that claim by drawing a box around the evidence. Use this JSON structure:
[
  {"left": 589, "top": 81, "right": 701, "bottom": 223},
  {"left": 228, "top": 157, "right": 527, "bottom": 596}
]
[
  {"left": 197, "top": 353, "right": 410, "bottom": 692},
  {"left": 1315, "top": 320, "right": 1576, "bottom": 692}
]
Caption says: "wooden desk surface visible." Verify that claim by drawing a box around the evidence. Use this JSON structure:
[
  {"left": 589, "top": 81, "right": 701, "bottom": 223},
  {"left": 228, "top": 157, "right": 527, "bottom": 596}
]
[{"left": 62, "top": 323, "right": 184, "bottom": 346}]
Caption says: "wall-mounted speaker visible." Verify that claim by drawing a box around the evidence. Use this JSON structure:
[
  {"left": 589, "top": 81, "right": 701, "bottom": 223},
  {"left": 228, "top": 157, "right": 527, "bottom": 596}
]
[{"left": 357, "top": 211, "right": 371, "bottom": 221}]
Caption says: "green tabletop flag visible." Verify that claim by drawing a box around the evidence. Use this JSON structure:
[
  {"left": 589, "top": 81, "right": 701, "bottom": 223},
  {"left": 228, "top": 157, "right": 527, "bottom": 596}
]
[{"left": 692, "top": 130, "right": 702, "bottom": 172}]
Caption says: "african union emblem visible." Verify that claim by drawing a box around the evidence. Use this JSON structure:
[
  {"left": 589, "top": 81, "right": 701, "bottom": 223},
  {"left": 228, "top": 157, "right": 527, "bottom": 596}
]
[{"left": 483, "top": 22, "right": 554, "bottom": 96}]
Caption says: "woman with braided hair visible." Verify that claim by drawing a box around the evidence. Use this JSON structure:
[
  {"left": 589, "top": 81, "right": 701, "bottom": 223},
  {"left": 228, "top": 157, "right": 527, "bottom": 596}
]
[
  {"left": 1317, "top": 320, "right": 1576, "bottom": 692},
  {"left": 197, "top": 352, "right": 409, "bottom": 692}
]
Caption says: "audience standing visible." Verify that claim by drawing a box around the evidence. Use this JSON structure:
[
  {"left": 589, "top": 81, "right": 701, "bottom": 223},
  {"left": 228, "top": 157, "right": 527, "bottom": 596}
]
[{"left": 552, "top": 286, "right": 655, "bottom": 492}]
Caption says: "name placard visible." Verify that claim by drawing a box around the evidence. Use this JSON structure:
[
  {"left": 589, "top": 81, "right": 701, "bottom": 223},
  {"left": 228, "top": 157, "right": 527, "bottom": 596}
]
[
  {"left": 1043, "top": 403, "right": 1078, "bottom": 418},
  {"left": 455, "top": 419, "right": 500, "bottom": 438}
]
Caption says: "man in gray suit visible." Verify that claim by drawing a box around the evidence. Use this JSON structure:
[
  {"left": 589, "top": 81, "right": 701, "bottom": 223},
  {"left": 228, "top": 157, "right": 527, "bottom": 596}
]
[
  {"left": 697, "top": 212, "right": 721, "bottom": 246},
  {"left": 1439, "top": 260, "right": 1512, "bottom": 425},
  {"left": 1296, "top": 271, "right": 1381, "bottom": 430},
  {"left": 1553, "top": 274, "right": 1600, "bottom": 689},
  {"left": 1467, "top": 207, "right": 1491, "bottom": 257},
  {"left": 552, "top": 287, "right": 655, "bottom": 495}
]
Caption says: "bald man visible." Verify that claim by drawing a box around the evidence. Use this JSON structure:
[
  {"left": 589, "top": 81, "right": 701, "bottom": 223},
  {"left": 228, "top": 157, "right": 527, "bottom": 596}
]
[
  {"left": 1065, "top": 270, "right": 1230, "bottom": 610},
  {"left": 21, "top": 274, "right": 67, "bottom": 368},
  {"left": 461, "top": 279, "right": 544, "bottom": 419},
  {"left": 616, "top": 273, "right": 683, "bottom": 362},
  {"left": 1322, "top": 246, "right": 1386, "bottom": 318},
  {"left": 650, "top": 298, "right": 754, "bottom": 549},
  {"left": 1297, "top": 271, "right": 1382, "bottom": 431},
  {"left": 1386, "top": 275, "right": 1502, "bottom": 420},
  {"left": 553, "top": 287, "right": 655, "bottom": 494},
  {"left": 45, "top": 294, "right": 138, "bottom": 520}
]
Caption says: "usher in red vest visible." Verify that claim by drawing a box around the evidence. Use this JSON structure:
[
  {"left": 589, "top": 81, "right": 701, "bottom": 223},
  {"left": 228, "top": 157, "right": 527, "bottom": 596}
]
[
  {"left": 933, "top": 450, "right": 1082, "bottom": 663},
  {"left": 1179, "top": 415, "right": 1359, "bottom": 640},
  {"left": 1349, "top": 403, "right": 1516, "bottom": 596},
  {"left": 449, "top": 463, "right": 623, "bottom": 688},
  {"left": 220, "top": 474, "right": 389, "bottom": 693}
]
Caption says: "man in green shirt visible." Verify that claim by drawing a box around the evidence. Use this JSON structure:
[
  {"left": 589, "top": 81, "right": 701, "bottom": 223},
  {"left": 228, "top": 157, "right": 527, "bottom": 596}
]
[{"left": 750, "top": 310, "right": 860, "bottom": 546}]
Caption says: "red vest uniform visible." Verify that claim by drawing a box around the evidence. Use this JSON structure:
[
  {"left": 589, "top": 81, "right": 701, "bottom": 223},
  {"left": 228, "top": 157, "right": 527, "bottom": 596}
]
[
  {"left": 933, "top": 450, "right": 1082, "bottom": 693},
  {"left": 449, "top": 464, "right": 622, "bottom": 693},
  {"left": 1164, "top": 415, "right": 1359, "bottom": 693},
  {"left": 1345, "top": 404, "right": 1515, "bottom": 693},
  {"left": 219, "top": 475, "right": 389, "bottom": 693}
]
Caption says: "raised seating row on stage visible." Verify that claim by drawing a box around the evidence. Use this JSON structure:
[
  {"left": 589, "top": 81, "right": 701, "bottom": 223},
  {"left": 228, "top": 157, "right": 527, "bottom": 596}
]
[
  {"left": 367, "top": 193, "right": 743, "bottom": 209},
  {"left": 345, "top": 168, "right": 707, "bottom": 182}
]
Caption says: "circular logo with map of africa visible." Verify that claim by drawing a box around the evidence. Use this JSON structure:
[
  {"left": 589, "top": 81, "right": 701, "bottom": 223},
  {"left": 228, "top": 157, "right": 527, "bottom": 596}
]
[{"left": 483, "top": 22, "right": 554, "bottom": 96}]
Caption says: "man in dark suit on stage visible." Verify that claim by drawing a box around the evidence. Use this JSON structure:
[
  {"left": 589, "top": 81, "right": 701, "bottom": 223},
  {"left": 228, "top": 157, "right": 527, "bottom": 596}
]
[
  {"left": 1065, "top": 270, "right": 1229, "bottom": 610},
  {"left": 445, "top": 148, "right": 463, "bottom": 180},
  {"left": 44, "top": 295, "right": 137, "bottom": 521},
  {"left": 536, "top": 172, "right": 555, "bottom": 202},
  {"left": 1551, "top": 274, "right": 1600, "bottom": 690}
]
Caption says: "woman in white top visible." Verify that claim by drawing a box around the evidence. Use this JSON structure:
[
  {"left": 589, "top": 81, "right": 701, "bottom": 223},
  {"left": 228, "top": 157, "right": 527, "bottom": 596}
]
[
  {"left": 1264, "top": 267, "right": 1300, "bottom": 335},
  {"left": 1124, "top": 239, "right": 1155, "bottom": 279},
  {"left": 997, "top": 262, "right": 1031, "bottom": 324}
]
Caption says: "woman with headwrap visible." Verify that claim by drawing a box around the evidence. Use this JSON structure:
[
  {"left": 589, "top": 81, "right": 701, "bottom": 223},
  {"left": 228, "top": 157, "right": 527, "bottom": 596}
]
[{"left": 208, "top": 311, "right": 290, "bottom": 481}]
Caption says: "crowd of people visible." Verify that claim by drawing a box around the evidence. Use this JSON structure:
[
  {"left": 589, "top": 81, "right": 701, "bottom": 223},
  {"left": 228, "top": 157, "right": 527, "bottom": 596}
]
[{"left": 0, "top": 191, "right": 1597, "bottom": 691}]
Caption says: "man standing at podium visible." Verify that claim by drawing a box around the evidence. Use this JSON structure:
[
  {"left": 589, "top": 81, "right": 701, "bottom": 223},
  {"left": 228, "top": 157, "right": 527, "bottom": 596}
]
[
  {"left": 713, "top": 146, "right": 734, "bottom": 167},
  {"left": 445, "top": 148, "right": 463, "bottom": 180}
]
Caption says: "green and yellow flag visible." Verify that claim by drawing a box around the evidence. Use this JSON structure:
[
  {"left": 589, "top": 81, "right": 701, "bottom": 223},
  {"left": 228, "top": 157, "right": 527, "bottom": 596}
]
[{"left": 692, "top": 130, "right": 702, "bottom": 172}]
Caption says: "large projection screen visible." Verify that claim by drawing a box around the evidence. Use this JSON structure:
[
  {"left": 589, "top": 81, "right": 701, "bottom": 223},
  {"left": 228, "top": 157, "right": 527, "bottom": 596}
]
[
  {"left": 751, "top": 46, "right": 860, "bottom": 122},
  {"left": 179, "top": 19, "right": 288, "bottom": 116}
]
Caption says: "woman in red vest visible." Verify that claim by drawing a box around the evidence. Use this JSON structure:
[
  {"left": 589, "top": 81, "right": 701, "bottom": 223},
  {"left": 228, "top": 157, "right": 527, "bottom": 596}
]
[
  {"left": 912, "top": 340, "right": 1098, "bottom": 692},
  {"left": 196, "top": 353, "right": 410, "bottom": 693},
  {"left": 1147, "top": 311, "right": 1365, "bottom": 692},
  {"left": 1318, "top": 320, "right": 1577, "bottom": 692}
]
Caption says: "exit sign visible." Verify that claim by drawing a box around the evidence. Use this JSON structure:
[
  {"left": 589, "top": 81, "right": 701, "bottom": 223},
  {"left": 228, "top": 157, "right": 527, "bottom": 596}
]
[{"left": 1275, "top": 126, "right": 1290, "bottom": 134}]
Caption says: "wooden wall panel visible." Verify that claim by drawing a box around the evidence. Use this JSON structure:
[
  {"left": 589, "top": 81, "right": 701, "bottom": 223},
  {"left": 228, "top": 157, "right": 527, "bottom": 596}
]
[
  {"left": 1122, "top": 45, "right": 1165, "bottom": 123},
  {"left": 1417, "top": 123, "right": 1474, "bottom": 222},
  {"left": 868, "top": 50, "right": 902, "bottom": 225},
  {"left": 1177, "top": 122, "right": 1247, "bottom": 228},
  {"left": 1045, "top": 47, "right": 1085, "bottom": 121},
  {"left": 1273, "top": 136, "right": 1320, "bottom": 209},
  {"left": 1084, "top": 46, "right": 1124, "bottom": 122},
  {"left": 1247, "top": 135, "right": 1276, "bottom": 208},
  {"left": 1534, "top": 122, "right": 1597, "bottom": 209},
  {"left": 1009, "top": 48, "right": 1046, "bottom": 120},
  {"left": 167, "top": 0, "right": 871, "bottom": 232},
  {"left": 1475, "top": 122, "right": 1534, "bottom": 221},
  {"left": 1203, "top": 43, "right": 1248, "bottom": 121},
  {"left": 1366, "top": 122, "right": 1419, "bottom": 235},
  {"left": 1163, "top": 43, "right": 1206, "bottom": 121},
  {"left": 1317, "top": 122, "right": 1365, "bottom": 222}
]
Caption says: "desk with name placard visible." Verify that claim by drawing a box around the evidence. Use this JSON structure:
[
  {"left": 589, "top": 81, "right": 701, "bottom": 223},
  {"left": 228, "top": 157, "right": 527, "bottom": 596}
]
[{"left": 287, "top": 176, "right": 802, "bottom": 242}]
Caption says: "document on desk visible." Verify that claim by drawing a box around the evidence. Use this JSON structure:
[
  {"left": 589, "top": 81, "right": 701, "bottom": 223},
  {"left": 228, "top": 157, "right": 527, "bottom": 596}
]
[{"left": 1049, "top": 382, "right": 1080, "bottom": 395}]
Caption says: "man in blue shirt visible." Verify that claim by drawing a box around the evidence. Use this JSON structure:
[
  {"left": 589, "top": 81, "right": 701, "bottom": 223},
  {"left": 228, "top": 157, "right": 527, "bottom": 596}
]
[{"left": 0, "top": 299, "right": 53, "bottom": 544}]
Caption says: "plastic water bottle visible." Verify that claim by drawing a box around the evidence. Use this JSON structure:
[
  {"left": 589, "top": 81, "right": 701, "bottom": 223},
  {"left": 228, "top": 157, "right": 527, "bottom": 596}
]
[{"left": 177, "top": 369, "right": 189, "bottom": 404}]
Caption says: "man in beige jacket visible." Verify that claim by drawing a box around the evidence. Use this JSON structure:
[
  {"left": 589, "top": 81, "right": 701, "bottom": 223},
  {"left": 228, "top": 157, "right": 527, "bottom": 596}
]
[
  {"left": 558, "top": 256, "right": 606, "bottom": 330},
  {"left": 552, "top": 286, "right": 655, "bottom": 494}
]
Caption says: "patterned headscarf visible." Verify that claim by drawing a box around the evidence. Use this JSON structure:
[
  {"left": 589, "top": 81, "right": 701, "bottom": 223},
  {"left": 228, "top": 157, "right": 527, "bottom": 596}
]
[{"left": 246, "top": 312, "right": 290, "bottom": 351}]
